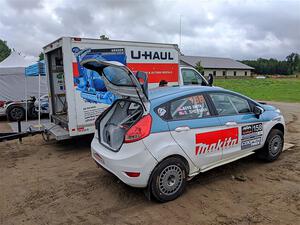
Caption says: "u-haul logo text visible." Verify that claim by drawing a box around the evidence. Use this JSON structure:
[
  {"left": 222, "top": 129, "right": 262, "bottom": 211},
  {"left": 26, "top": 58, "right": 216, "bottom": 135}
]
[
  {"left": 195, "top": 128, "right": 239, "bottom": 155},
  {"left": 131, "top": 50, "right": 174, "bottom": 60}
]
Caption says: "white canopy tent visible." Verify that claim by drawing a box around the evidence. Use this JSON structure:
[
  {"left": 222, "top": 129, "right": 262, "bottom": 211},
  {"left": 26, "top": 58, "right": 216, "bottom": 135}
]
[{"left": 0, "top": 51, "right": 48, "bottom": 102}]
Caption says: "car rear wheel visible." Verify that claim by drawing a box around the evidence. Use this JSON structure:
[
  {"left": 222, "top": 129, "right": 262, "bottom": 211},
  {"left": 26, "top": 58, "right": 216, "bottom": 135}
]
[
  {"left": 150, "top": 157, "right": 187, "bottom": 202},
  {"left": 7, "top": 106, "right": 25, "bottom": 121},
  {"left": 258, "top": 129, "right": 284, "bottom": 162}
]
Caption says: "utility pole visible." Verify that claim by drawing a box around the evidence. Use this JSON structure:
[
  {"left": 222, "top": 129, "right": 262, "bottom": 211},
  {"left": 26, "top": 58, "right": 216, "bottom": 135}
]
[{"left": 179, "top": 15, "right": 182, "bottom": 50}]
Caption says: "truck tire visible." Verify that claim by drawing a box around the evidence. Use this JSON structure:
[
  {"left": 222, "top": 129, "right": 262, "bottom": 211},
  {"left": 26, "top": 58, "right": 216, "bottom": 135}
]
[
  {"left": 150, "top": 157, "right": 187, "bottom": 202},
  {"left": 258, "top": 129, "right": 284, "bottom": 162},
  {"left": 7, "top": 106, "right": 25, "bottom": 121}
]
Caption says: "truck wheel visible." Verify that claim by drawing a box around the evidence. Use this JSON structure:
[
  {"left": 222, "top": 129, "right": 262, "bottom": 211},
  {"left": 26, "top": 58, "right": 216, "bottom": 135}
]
[
  {"left": 7, "top": 106, "right": 25, "bottom": 121},
  {"left": 258, "top": 129, "right": 284, "bottom": 162},
  {"left": 150, "top": 157, "right": 187, "bottom": 202}
]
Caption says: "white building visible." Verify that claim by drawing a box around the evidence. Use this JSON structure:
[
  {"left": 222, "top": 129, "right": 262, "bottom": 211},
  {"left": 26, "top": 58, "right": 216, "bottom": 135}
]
[{"left": 180, "top": 55, "right": 254, "bottom": 77}]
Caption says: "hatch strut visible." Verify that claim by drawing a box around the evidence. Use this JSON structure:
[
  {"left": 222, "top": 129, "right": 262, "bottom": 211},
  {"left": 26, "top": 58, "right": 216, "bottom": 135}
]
[
  {"left": 127, "top": 72, "right": 147, "bottom": 111},
  {"left": 135, "top": 87, "right": 146, "bottom": 111}
]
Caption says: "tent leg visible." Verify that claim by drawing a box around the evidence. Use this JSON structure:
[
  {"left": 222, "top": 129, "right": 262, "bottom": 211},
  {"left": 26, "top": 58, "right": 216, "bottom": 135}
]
[
  {"left": 25, "top": 76, "right": 28, "bottom": 122},
  {"left": 38, "top": 73, "right": 41, "bottom": 130}
]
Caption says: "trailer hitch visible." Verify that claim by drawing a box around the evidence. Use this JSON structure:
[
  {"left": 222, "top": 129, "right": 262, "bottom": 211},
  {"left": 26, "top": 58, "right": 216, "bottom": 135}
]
[{"left": 0, "top": 120, "right": 45, "bottom": 143}]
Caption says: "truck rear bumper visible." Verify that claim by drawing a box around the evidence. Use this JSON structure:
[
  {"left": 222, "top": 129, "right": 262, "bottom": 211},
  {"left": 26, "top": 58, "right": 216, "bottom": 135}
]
[{"left": 44, "top": 122, "right": 70, "bottom": 140}]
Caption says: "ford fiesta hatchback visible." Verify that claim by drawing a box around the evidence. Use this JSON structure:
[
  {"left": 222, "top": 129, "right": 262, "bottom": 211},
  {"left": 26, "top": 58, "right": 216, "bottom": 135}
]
[{"left": 81, "top": 59, "right": 285, "bottom": 202}]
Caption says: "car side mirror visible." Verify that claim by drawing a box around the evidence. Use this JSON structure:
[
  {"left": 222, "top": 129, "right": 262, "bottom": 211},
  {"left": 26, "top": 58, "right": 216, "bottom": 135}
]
[
  {"left": 207, "top": 74, "right": 214, "bottom": 86},
  {"left": 253, "top": 105, "right": 264, "bottom": 117}
]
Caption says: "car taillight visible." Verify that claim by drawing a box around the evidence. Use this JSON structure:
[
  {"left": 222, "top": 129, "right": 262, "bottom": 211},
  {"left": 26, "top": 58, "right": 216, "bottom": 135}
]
[
  {"left": 124, "top": 172, "right": 140, "bottom": 177},
  {"left": 124, "top": 114, "right": 152, "bottom": 143},
  {"left": 0, "top": 101, "right": 5, "bottom": 107}
]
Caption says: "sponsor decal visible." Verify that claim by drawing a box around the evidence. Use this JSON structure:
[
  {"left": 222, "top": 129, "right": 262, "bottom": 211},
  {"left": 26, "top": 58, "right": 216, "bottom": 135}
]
[
  {"left": 195, "top": 128, "right": 238, "bottom": 155},
  {"left": 241, "top": 123, "right": 263, "bottom": 149},
  {"left": 157, "top": 107, "right": 167, "bottom": 116},
  {"left": 241, "top": 137, "right": 262, "bottom": 150}
]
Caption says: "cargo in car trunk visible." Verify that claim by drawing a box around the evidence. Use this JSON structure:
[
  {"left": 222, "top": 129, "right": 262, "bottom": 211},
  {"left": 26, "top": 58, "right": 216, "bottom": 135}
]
[{"left": 97, "top": 99, "right": 144, "bottom": 151}]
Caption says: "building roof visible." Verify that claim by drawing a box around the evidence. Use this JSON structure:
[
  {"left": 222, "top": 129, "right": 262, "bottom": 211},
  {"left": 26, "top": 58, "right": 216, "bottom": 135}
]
[{"left": 180, "top": 55, "right": 254, "bottom": 70}]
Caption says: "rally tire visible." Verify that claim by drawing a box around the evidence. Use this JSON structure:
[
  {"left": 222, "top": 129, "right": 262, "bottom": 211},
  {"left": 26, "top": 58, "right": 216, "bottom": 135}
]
[
  {"left": 258, "top": 129, "right": 284, "bottom": 162},
  {"left": 150, "top": 157, "right": 187, "bottom": 202},
  {"left": 7, "top": 106, "right": 25, "bottom": 121}
]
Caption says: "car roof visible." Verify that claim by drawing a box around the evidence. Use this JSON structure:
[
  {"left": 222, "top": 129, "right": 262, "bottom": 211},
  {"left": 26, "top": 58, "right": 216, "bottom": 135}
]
[{"left": 149, "top": 85, "right": 223, "bottom": 101}]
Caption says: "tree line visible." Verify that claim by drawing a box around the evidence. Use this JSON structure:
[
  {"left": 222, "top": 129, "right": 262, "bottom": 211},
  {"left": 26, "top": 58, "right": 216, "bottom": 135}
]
[
  {"left": 0, "top": 39, "right": 11, "bottom": 62},
  {"left": 240, "top": 53, "right": 300, "bottom": 75}
]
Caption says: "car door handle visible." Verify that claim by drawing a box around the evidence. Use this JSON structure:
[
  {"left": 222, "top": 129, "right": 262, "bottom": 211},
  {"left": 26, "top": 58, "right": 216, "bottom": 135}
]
[
  {"left": 175, "top": 126, "right": 190, "bottom": 132},
  {"left": 225, "top": 121, "right": 237, "bottom": 126}
]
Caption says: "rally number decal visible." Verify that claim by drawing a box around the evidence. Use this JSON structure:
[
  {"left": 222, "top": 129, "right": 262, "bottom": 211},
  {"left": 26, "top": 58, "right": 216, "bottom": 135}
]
[{"left": 241, "top": 123, "right": 263, "bottom": 149}]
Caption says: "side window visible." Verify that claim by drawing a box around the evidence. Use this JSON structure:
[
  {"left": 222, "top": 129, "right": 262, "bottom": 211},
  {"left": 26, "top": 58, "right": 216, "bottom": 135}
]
[
  {"left": 170, "top": 94, "right": 210, "bottom": 120},
  {"left": 181, "top": 69, "right": 203, "bottom": 85},
  {"left": 210, "top": 93, "right": 251, "bottom": 115},
  {"left": 230, "top": 95, "right": 251, "bottom": 113}
]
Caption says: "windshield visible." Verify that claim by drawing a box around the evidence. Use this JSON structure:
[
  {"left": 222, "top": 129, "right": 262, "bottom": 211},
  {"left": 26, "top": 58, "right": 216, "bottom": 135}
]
[{"left": 103, "top": 66, "right": 135, "bottom": 87}]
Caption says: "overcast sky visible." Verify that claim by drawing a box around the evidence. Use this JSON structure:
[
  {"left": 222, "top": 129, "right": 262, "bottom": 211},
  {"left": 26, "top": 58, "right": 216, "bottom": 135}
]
[{"left": 0, "top": 0, "right": 299, "bottom": 60}]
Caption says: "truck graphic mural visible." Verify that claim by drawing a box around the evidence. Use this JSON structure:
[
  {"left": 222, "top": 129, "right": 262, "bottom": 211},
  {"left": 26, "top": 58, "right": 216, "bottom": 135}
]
[{"left": 72, "top": 47, "right": 127, "bottom": 104}]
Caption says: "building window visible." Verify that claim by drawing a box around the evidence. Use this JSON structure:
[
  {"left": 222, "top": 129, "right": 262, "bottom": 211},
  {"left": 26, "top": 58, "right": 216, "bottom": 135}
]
[
  {"left": 234, "top": 71, "right": 237, "bottom": 76},
  {"left": 223, "top": 71, "right": 226, "bottom": 76},
  {"left": 245, "top": 71, "right": 248, "bottom": 76},
  {"left": 213, "top": 71, "right": 216, "bottom": 76}
]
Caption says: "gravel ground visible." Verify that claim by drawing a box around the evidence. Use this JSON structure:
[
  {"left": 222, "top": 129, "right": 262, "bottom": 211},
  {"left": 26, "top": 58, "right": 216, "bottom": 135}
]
[{"left": 0, "top": 102, "right": 299, "bottom": 225}]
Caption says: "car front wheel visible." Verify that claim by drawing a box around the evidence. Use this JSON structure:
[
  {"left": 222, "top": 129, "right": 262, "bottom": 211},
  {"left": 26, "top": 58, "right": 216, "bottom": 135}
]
[
  {"left": 150, "top": 157, "right": 187, "bottom": 202},
  {"left": 258, "top": 129, "right": 284, "bottom": 162}
]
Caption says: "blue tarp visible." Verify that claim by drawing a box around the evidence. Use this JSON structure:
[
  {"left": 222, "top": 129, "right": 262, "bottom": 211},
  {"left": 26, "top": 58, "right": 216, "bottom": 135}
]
[{"left": 25, "top": 60, "right": 46, "bottom": 76}]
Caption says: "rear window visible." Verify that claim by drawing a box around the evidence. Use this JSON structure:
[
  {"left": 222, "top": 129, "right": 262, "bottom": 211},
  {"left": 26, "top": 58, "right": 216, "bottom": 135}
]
[
  {"left": 170, "top": 94, "right": 210, "bottom": 120},
  {"left": 156, "top": 94, "right": 211, "bottom": 121},
  {"left": 103, "top": 66, "right": 134, "bottom": 86}
]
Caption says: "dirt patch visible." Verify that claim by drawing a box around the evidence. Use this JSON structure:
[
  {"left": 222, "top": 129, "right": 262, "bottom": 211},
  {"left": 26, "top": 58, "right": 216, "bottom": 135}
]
[{"left": 1, "top": 102, "right": 300, "bottom": 225}]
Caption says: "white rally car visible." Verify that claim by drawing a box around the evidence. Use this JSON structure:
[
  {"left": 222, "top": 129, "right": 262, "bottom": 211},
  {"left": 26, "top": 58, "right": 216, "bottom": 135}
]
[{"left": 81, "top": 59, "right": 285, "bottom": 202}]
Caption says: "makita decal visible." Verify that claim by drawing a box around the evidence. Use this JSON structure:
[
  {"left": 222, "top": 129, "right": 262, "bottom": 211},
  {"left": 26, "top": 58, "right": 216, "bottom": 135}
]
[
  {"left": 195, "top": 128, "right": 239, "bottom": 155},
  {"left": 131, "top": 50, "right": 174, "bottom": 60}
]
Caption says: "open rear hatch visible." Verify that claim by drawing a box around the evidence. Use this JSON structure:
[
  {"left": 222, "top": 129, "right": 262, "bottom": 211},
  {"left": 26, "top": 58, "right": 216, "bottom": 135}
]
[{"left": 81, "top": 59, "right": 150, "bottom": 151}]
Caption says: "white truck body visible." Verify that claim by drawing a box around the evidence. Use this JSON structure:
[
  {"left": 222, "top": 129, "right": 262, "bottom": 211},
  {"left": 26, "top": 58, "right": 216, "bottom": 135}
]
[{"left": 43, "top": 37, "right": 207, "bottom": 140}]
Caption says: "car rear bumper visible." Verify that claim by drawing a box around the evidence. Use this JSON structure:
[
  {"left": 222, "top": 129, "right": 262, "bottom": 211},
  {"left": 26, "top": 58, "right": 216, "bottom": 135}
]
[
  {"left": 91, "top": 137, "right": 158, "bottom": 188},
  {"left": 0, "top": 107, "right": 6, "bottom": 116}
]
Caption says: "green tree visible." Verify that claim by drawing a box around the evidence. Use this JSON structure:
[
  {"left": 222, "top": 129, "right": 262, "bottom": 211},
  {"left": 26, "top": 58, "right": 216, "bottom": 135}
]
[
  {"left": 39, "top": 52, "right": 44, "bottom": 61},
  {"left": 241, "top": 53, "right": 299, "bottom": 76},
  {"left": 100, "top": 34, "right": 109, "bottom": 40},
  {"left": 195, "top": 61, "right": 204, "bottom": 74},
  {"left": 286, "top": 52, "right": 299, "bottom": 74},
  {"left": 0, "top": 39, "right": 11, "bottom": 62}
]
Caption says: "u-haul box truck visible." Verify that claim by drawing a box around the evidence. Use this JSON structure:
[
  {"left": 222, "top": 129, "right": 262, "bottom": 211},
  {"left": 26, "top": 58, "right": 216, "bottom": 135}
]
[{"left": 44, "top": 37, "right": 209, "bottom": 140}]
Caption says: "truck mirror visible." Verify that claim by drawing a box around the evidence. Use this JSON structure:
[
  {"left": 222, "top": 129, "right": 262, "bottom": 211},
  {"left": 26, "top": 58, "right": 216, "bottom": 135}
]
[{"left": 208, "top": 74, "right": 214, "bottom": 86}]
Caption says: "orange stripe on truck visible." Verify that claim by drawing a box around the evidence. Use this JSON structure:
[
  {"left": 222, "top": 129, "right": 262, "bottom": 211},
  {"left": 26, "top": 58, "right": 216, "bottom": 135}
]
[{"left": 72, "top": 62, "right": 179, "bottom": 83}]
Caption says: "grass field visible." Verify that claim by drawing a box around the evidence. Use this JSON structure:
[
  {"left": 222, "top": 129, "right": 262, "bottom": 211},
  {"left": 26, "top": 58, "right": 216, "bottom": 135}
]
[{"left": 214, "top": 78, "right": 300, "bottom": 103}]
